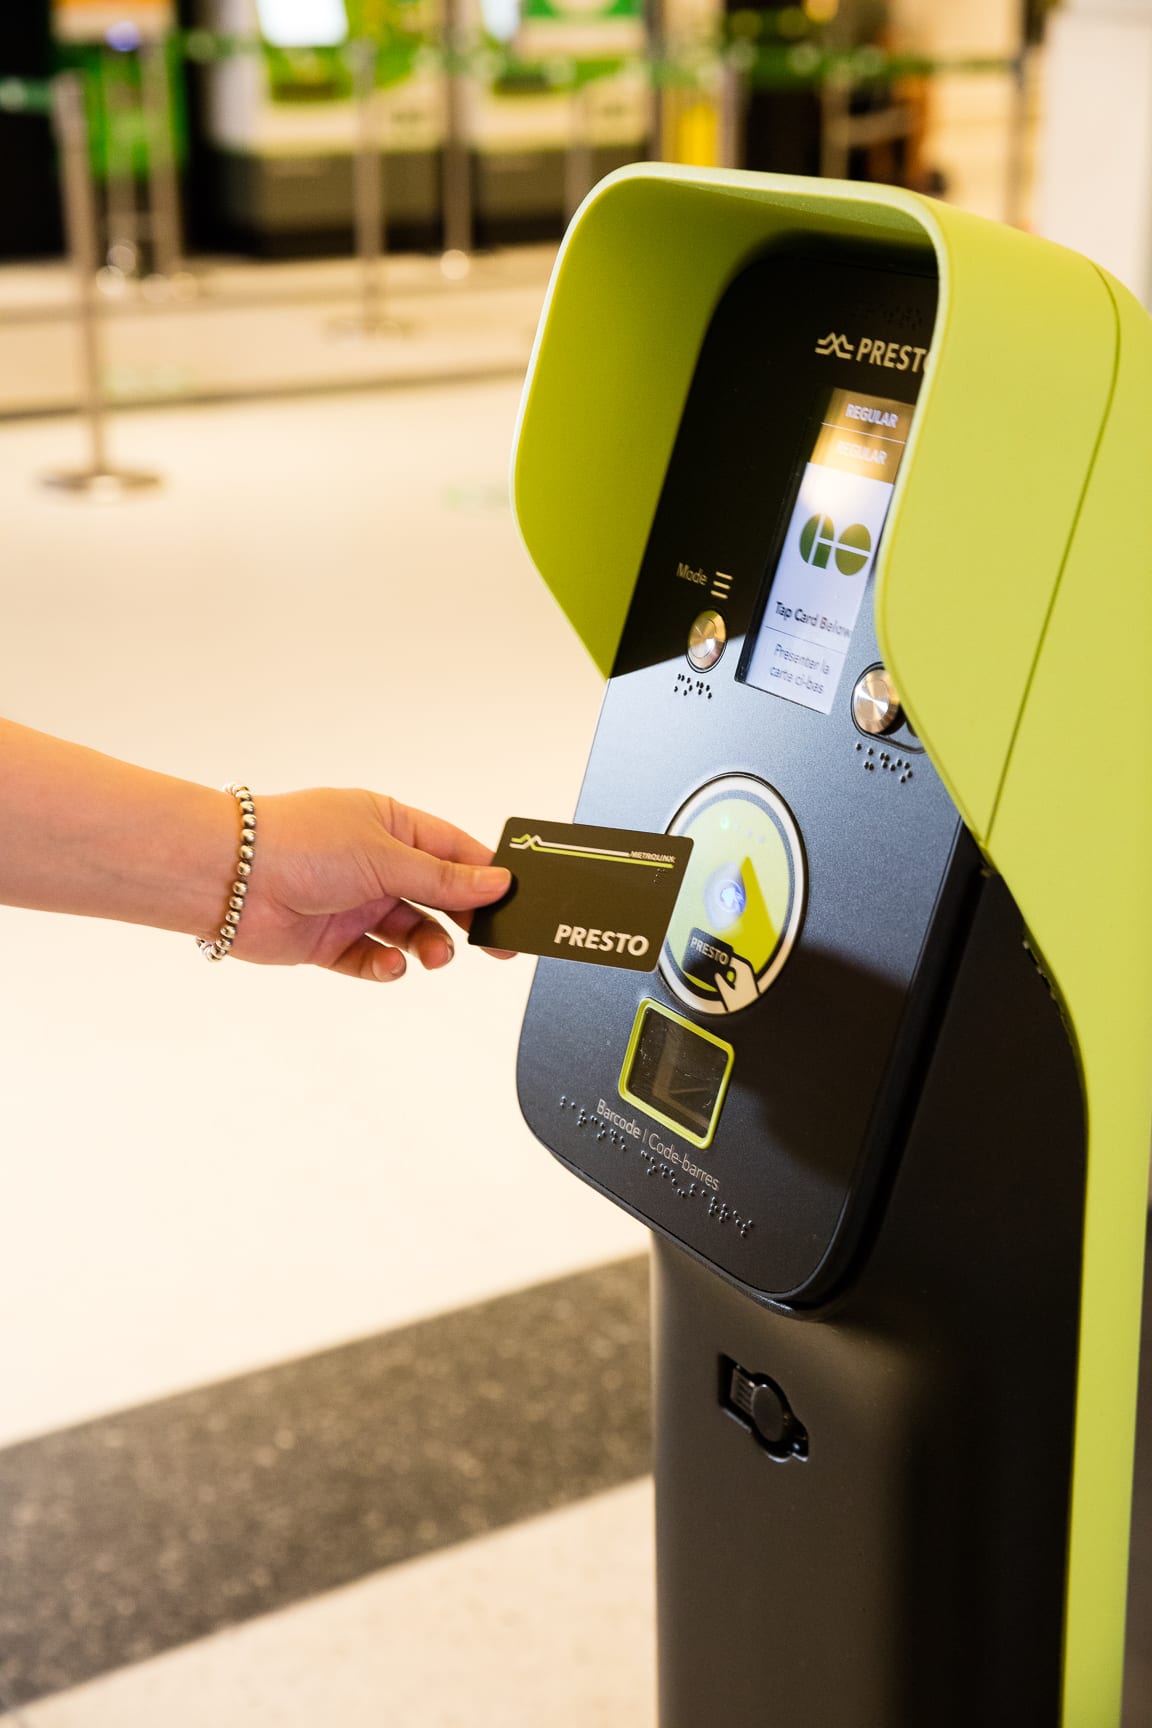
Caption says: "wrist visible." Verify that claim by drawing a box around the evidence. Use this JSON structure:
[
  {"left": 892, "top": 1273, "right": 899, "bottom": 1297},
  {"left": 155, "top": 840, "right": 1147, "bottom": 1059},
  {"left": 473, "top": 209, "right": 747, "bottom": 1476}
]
[
  {"left": 104, "top": 776, "right": 242, "bottom": 943},
  {"left": 196, "top": 785, "right": 258, "bottom": 962}
]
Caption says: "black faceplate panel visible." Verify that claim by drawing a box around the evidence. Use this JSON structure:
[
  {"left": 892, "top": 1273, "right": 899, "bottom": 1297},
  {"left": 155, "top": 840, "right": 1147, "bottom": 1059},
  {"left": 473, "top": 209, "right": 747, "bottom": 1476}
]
[{"left": 517, "top": 240, "right": 978, "bottom": 1303}]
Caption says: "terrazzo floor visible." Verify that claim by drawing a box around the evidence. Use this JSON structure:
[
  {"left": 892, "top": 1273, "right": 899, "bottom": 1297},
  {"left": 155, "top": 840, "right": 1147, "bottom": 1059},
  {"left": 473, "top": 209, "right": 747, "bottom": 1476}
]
[{"left": 15, "top": 1482, "right": 657, "bottom": 1728}]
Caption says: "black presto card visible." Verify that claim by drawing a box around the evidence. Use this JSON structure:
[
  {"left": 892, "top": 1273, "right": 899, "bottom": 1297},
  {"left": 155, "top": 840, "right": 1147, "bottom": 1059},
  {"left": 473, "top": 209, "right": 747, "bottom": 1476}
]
[{"left": 469, "top": 819, "right": 694, "bottom": 970}]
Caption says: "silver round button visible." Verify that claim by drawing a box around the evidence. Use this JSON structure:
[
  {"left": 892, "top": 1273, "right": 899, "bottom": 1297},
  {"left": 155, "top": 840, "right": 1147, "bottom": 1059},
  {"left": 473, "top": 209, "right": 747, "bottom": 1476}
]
[
  {"left": 852, "top": 666, "right": 903, "bottom": 736},
  {"left": 687, "top": 610, "right": 727, "bottom": 672}
]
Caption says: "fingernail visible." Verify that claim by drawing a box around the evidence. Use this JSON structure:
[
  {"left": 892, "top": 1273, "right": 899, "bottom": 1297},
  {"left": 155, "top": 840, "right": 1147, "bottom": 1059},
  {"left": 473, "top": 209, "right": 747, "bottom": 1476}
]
[
  {"left": 431, "top": 934, "right": 454, "bottom": 968},
  {"left": 477, "top": 867, "right": 511, "bottom": 894},
  {"left": 372, "top": 951, "right": 403, "bottom": 982}
]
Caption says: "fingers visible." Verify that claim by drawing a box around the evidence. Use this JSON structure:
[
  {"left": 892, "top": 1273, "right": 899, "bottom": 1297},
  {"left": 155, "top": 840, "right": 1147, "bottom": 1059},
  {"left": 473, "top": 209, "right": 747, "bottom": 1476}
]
[
  {"left": 375, "top": 843, "right": 510, "bottom": 915},
  {"left": 323, "top": 904, "right": 461, "bottom": 983},
  {"left": 325, "top": 936, "right": 408, "bottom": 983},
  {"left": 379, "top": 798, "right": 498, "bottom": 870},
  {"left": 372, "top": 798, "right": 512, "bottom": 912},
  {"left": 437, "top": 902, "right": 515, "bottom": 959},
  {"left": 372, "top": 901, "right": 455, "bottom": 970}
]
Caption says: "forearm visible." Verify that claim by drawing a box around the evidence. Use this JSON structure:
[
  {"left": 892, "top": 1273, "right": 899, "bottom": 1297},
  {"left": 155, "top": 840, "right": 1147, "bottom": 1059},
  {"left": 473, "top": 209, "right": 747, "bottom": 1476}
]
[{"left": 0, "top": 719, "right": 236, "bottom": 940}]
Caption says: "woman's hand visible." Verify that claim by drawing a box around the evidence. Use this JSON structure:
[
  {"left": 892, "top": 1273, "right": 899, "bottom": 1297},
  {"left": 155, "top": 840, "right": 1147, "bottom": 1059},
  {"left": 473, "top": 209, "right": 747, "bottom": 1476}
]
[
  {"left": 230, "top": 789, "right": 512, "bottom": 983},
  {"left": 0, "top": 720, "right": 511, "bottom": 983}
]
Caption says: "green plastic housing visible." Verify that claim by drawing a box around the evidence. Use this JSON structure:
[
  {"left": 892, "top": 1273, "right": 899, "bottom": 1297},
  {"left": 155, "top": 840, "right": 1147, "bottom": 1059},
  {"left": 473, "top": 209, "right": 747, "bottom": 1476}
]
[{"left": 511, "top": 164, "right": 1152, "bottom": 1726}]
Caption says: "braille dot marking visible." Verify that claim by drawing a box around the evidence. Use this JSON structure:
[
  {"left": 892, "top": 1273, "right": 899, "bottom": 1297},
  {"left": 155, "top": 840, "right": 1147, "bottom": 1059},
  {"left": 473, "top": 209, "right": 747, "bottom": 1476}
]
[{"left": 558, "top": 1125, "right": 753, "bottom": 1233}]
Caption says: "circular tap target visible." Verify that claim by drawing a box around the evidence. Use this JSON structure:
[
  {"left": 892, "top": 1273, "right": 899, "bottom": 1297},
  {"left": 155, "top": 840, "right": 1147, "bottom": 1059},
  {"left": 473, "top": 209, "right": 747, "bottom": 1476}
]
[{"left": 661, "top": 775, "right": 806, "bottom": 1016}]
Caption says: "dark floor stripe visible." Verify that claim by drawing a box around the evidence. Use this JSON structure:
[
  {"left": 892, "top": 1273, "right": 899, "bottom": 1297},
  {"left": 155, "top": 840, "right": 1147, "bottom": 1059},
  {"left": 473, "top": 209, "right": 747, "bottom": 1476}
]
[{"left": 0, "top": 1255, "right": 650, "bottom": 1707}]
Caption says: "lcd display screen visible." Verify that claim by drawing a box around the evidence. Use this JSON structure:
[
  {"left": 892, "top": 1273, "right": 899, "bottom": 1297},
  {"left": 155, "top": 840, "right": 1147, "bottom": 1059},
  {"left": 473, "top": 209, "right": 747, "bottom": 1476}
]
[
  {"left": 739, "top": 389, "right": 914, "bottom": 714},
  {"left": 625, "top": 1006, "right": 731, "bottom": 1139}
]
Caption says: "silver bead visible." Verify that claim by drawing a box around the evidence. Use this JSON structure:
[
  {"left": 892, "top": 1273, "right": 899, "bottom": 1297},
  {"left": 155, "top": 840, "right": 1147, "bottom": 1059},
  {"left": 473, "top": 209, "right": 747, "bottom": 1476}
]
[
  {"left": 228, "top": 896, "right": 245, "bottom": 912},
  {"left": 220, "top": 924, "right": 236, "bottom": 940},
  {"left": 224, "top": 909, "right": 241, "bottom": 927},
  {"left": 241, "top": 817, "right": 256, "bottom": 834},
  {"left": 236, "top": 860, "right": 252, "bottom": 877},
  {"left": 231, "top": 880, "right": 248, "bottom": 897},
  {"left": 239, "top": 800, "right": 255, "bottom": 816},
  {"left": 239, "top": 844, "right": 254, "bottom": 863}
]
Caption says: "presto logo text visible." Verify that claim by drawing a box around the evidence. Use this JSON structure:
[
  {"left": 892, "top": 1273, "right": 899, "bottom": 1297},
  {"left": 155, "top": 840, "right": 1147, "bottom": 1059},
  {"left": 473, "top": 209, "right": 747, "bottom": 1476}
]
[
  {"left": 554, "top": 923, "right": 650, "bottom": 957},
  {"left": 814, "top": 331, "right": 927, "bottom": 372}
]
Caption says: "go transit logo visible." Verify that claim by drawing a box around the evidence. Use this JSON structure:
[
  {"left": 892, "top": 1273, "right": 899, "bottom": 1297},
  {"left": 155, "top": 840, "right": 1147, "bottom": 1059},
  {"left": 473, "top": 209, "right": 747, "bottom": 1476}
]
[{"left": 798, "top": 513, "right": 873, "bottom": 577}]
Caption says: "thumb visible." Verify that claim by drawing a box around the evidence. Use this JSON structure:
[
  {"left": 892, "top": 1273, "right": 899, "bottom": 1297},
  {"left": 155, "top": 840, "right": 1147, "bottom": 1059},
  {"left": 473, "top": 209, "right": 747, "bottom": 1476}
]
[{"left": 378, "top": 844, "right": 510, "bottom": 913}]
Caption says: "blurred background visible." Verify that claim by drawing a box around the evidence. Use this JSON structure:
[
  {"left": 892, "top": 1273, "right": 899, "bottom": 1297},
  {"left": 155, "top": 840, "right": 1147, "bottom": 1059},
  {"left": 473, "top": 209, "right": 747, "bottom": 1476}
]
[{"left": 0, "top": 2, "right": 1148, "bottom": 1724}]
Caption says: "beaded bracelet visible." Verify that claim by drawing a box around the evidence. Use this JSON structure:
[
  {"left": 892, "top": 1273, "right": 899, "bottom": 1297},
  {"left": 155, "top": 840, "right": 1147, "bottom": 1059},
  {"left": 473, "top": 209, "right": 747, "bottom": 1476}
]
[{"left": 196, "top": 783, "right": 256, "bottom": 963}]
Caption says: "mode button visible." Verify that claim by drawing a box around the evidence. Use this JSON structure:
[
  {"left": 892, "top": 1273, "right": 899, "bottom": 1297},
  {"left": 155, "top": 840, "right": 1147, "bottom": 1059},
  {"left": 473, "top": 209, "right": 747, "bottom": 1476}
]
[{"left": 687, "top": 610, "right": 727, "bottom": 671}]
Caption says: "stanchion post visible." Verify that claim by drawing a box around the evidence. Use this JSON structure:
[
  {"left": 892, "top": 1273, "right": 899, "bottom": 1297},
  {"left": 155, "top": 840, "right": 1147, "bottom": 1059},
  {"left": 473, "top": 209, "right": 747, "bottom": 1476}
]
[
  {"left": 331, "top": 38, "right": 404, "bottom": 336},
  {"left": 563, "top": 78, "right": 595, "bottom": 223},
  {"left": 716, "top": 56, "right": 745, "bottom": 170},
  {"left": 101, "top": 51, "right": 141, "bottom": 276},
  {"left": 43, "top": 72, "right": 161, "bottom": 497},
  {"left": 440, "top": 0, "right": 473, "bottom": 275},
  {"left": 1004, "top": 44, "right": 1032, "bottom": 231},
  {"left": 646, "top": 0, "right": 667, "bottom": 159},
  {"left": 352, "top": 38, "right": 386, "bottom": 327},
  {"left": 141, "top": 36, "right": 190, "bottom": 289},
  {"left": 818, "top": 64, "right": 852, "bottom": 182}
]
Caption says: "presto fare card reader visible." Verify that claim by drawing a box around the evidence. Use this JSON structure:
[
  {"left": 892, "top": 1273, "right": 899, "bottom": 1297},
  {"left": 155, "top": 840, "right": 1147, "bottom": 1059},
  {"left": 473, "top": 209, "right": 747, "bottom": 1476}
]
[{"left": 511, "top": 168, "right": 1152, "bottom": 1726}]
